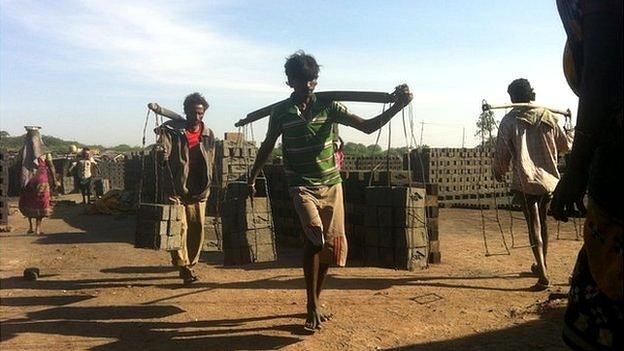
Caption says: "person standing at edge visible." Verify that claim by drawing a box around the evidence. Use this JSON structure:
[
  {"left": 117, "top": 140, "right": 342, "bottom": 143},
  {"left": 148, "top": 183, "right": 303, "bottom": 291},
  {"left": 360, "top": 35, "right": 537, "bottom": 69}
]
[
  {"left": 553, "top": 0, "right": 623, "bottom": 349},
  {"left": 246, "top": 51, "right": 412, "bottom": 332},
  {"left": 156, "top": 92, "right": 216, "bottom": 284},
  {"left": 18, "top": 127, "right": 57, "bottom": 235},
  {"left": 492, "top": 79, "right": 572, "bottom": 290}
]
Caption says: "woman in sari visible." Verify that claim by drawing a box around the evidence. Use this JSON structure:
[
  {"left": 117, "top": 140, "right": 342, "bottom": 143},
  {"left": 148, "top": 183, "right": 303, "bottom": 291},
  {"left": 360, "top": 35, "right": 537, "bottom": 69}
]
[{"left": 18, "top": 127, "right": 56, "bottom": 235}]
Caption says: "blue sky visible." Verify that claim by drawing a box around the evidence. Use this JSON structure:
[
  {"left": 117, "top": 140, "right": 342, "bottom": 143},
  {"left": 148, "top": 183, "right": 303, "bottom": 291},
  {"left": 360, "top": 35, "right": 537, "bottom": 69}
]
[{"left": 0, "top": 0, "right": 576, "bottom": 148}]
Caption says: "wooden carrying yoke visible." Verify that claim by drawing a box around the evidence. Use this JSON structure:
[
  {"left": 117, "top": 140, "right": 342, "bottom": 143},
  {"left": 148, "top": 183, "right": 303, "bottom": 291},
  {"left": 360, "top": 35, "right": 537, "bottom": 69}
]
[
  {"left": 147, "top": 103, "right": 185, "bottom": 121},
  {"left": 481, "top": 100, "right": 571, "bottom": 117},
  {"left": 235, "top": 91, "right": 396, "bottom": 127}
]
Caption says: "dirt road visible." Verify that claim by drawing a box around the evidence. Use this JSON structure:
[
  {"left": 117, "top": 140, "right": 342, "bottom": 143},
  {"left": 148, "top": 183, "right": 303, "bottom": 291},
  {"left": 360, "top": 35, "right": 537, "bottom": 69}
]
[{"left": 1, "top": 195, "right": 583, "bottom": 350}]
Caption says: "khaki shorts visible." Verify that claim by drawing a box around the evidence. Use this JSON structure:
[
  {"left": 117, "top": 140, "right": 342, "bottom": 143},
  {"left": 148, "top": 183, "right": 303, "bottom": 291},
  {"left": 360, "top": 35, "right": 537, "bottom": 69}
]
[{"left": 289, "top": 183, "right": 348, "bottom": 266}]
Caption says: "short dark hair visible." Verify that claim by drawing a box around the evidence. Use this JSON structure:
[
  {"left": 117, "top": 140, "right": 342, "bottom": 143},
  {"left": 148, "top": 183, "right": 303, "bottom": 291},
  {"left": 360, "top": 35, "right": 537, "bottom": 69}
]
[
  {"left": 284, "top": 50, "right": 320, "bottom": 82},
  {"left": 183, "top": 92, "right": 209, "bottom": 115},
  {"left": 507, "top": 78, "right": 535, "bottom": 103}
]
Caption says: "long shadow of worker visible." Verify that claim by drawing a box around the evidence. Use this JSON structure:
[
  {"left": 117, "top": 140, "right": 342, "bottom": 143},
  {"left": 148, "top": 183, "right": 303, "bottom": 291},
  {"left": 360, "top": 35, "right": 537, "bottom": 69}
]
[
  {"left": 1, "top": 305, "right": 304, "bottom": 350},
  {"left": 1, "top": 267, "right": 538, "bottom": 294}
]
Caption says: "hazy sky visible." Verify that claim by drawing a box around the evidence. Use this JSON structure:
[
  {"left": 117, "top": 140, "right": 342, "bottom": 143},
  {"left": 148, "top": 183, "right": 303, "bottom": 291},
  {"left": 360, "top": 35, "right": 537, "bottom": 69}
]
[{"left": 0, "top": 0, "right": 577, "bottom": 148}]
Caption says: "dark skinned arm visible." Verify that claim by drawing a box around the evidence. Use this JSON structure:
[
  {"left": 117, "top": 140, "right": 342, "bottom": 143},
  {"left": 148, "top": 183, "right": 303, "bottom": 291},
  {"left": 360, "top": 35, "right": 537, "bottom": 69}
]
[
  {"left": 339, "top": 84, "right": 412, "bottom": 134},
  {"left": 550, "top": 6, "right": 619, "bottom": 221}
]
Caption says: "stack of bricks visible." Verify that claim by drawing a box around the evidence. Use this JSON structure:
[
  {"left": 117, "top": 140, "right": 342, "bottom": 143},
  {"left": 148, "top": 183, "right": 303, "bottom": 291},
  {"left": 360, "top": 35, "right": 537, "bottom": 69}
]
[
  {"left": 135, "top": 202, "right": 184, "bottom": 251},
  {"left": 7, "top": 156, "right": 21, "bottom": 197},
  {"left": 342, "top": 154, "right": 358, "bottom": 170},
  {"left": 364, "top": 186, "right": 428, "bottom": 270},
  {"left": 123, "top": 153, "right": 163, "bottom": 203},
  {"left": 204, "top": 215, "right": 222, "bottom": 251},
  {"left": 423, "top": 183, "right": 441, "bottom": 263},
  {"left": 0, "top": 149, "right": 9, "bottom": 229},
  {"left": 214, "top": 133, "right": 257, "bottom": 187},
  {"left": 123, "top": 154, "right": 143, "bottom": 193},
  {"left": 264, "top": 167, "right": 441, "bottom": 266},
  {"left": 341, "top": 170, "right": 369, "bottom": 261},
  {"left": 207, "top": 133, "right": 258, "bottom": 216},
  {"left": 262, "top": 165, "right": 302, "bottom": 246},
  {"left": 410, "top": 147, "right": 512, "bottom": 209},
  {"left": 97, "top": 160, "right": 125, "bottom": 190},
  {"left": 220, "top": 181, "right": 277, "bottom": 265},
  {"left": 355, "top": 155, "right": 403, "bottom": 171},
  {"left": 341, "top": 170, "right": 440, "bottom": 264}
]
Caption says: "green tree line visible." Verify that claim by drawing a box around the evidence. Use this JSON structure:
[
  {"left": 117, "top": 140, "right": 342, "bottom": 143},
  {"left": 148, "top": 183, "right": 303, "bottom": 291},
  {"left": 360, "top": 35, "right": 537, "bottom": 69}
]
[{"left": 0, "top": 131, "right": 142, "bottom": 154}]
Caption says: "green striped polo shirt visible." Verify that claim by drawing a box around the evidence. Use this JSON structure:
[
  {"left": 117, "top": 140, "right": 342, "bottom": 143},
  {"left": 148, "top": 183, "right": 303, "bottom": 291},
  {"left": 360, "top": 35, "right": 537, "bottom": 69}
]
[{"left": 268, "top": 93, "right": 350, "bottom": 187}]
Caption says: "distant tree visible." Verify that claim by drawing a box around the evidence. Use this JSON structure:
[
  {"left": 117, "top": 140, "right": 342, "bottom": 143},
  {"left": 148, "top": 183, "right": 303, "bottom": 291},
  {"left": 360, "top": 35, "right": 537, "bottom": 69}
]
[
  {"left": 0, "top": 130, "right": 9, "bottom": 138},
  {"left": 475, "top": 110, "right": 498, "bottom": 147},
  {"left": 109, "top": 144, "right": 141, "bottom": 152},
  {"left": 343, "top": 142, "right": 367, "bottom": 156},
  {"left": 271, "top": 143, "right": 283, "bottom": 158},
  {"left": 366, "top": 144, "right": 382, "bottom": 155}
]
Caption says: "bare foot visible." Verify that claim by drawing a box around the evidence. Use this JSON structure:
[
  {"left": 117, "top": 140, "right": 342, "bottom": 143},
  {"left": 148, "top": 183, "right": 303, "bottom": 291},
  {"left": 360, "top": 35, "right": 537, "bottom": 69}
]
[
  {"left": 27, "top": 229, "right": 34, "bottom": 234},
  {"left": 317, "top": 307, "right": 333, "bottom": 322},
  {"left": 530, "top": 277, "right": 550, "bottom": 291},
  {"left": 304, "top": 307, "right": 323, "bottom": 332}
]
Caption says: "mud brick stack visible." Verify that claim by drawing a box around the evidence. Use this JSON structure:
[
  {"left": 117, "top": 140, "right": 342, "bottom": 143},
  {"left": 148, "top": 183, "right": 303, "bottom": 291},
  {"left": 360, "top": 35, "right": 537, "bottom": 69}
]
[
  {"left": 422, "top": 183, "right": 441, "bottom": 263},
  {"left": 341, "top": 170, "right": 373, "bottom": 261},
  {"left": 204, "top": 216, "right": 222, "bottom": 251},
  {"left": 261, "top": 165, "right": 442, "bottom": 266},
  {"left": 341, "top": 170, "right": 441, "bottom": 264},
  {"left": 364, "top": 186, "right": 428, "bottom": 270},
  {"left": 0, "top": 149, "right": 9, "bottom": 228},
  {"left": 342, "top": 155, "right": 358, "bottom": 171},
  {"left": 356, "top": 155, "right": 403, "bottom": 171},
  {"left": 214, "top": 135, "right": 257, "bottom": 187},
  {"left": 410, "top": 147, "right": 512, "bottom": 209},
  {"left": 6, "top": 157, "right": 20, "bottom": 197},
  {"left": 123, "top": 155, "right": 143, "bottom": 192},
  {"left": 97, "top": 160, "right": 125, "bottom": 190},
  {"left": 208, "top": 134, "right": 257, "bottom": 216},
  {"left": 124, "top": 153, "right": 162, "bottom": 203},
  {"left": 220, "top": 181, "right": 276, "bottom": 265},
  {"left": 263, "top": 165, "right": 302, "bottom": 246},
  {"left": 135, "top": 203, "right": 184, "bottom": 251}
]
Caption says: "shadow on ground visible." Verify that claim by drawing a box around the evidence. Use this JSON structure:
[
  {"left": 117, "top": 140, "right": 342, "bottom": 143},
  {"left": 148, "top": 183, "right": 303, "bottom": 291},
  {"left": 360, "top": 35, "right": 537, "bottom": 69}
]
[
  {"left": 0, "top": 270, "right": 539, "bottom": 294},
  {"left": 1, "top": 305, "right": 304, "bottom": 350},
  {"left": 35, "top": 204, "right": 136, "bottom": 245},
  {"left": 386, "top": 306, "right": 567, "bottom": 350}
]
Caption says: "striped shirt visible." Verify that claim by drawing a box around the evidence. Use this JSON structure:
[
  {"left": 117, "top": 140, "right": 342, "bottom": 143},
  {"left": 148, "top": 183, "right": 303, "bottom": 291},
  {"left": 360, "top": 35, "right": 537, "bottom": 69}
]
[{"left": 268, "top": 94, "right": 351, "bottom": 187}]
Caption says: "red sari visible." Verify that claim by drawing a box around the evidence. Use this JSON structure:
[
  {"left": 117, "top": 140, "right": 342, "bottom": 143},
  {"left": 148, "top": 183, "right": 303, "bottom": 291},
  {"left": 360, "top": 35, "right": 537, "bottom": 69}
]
[{"left": 18, "top": 156, "right": 53, "bottom": 218}]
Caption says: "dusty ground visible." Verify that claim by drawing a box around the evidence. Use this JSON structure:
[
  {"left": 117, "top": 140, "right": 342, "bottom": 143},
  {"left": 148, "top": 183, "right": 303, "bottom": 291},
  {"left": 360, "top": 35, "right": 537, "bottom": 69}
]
[{"left": 0, "top": 194, "right": 584, "bottom": 350}]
